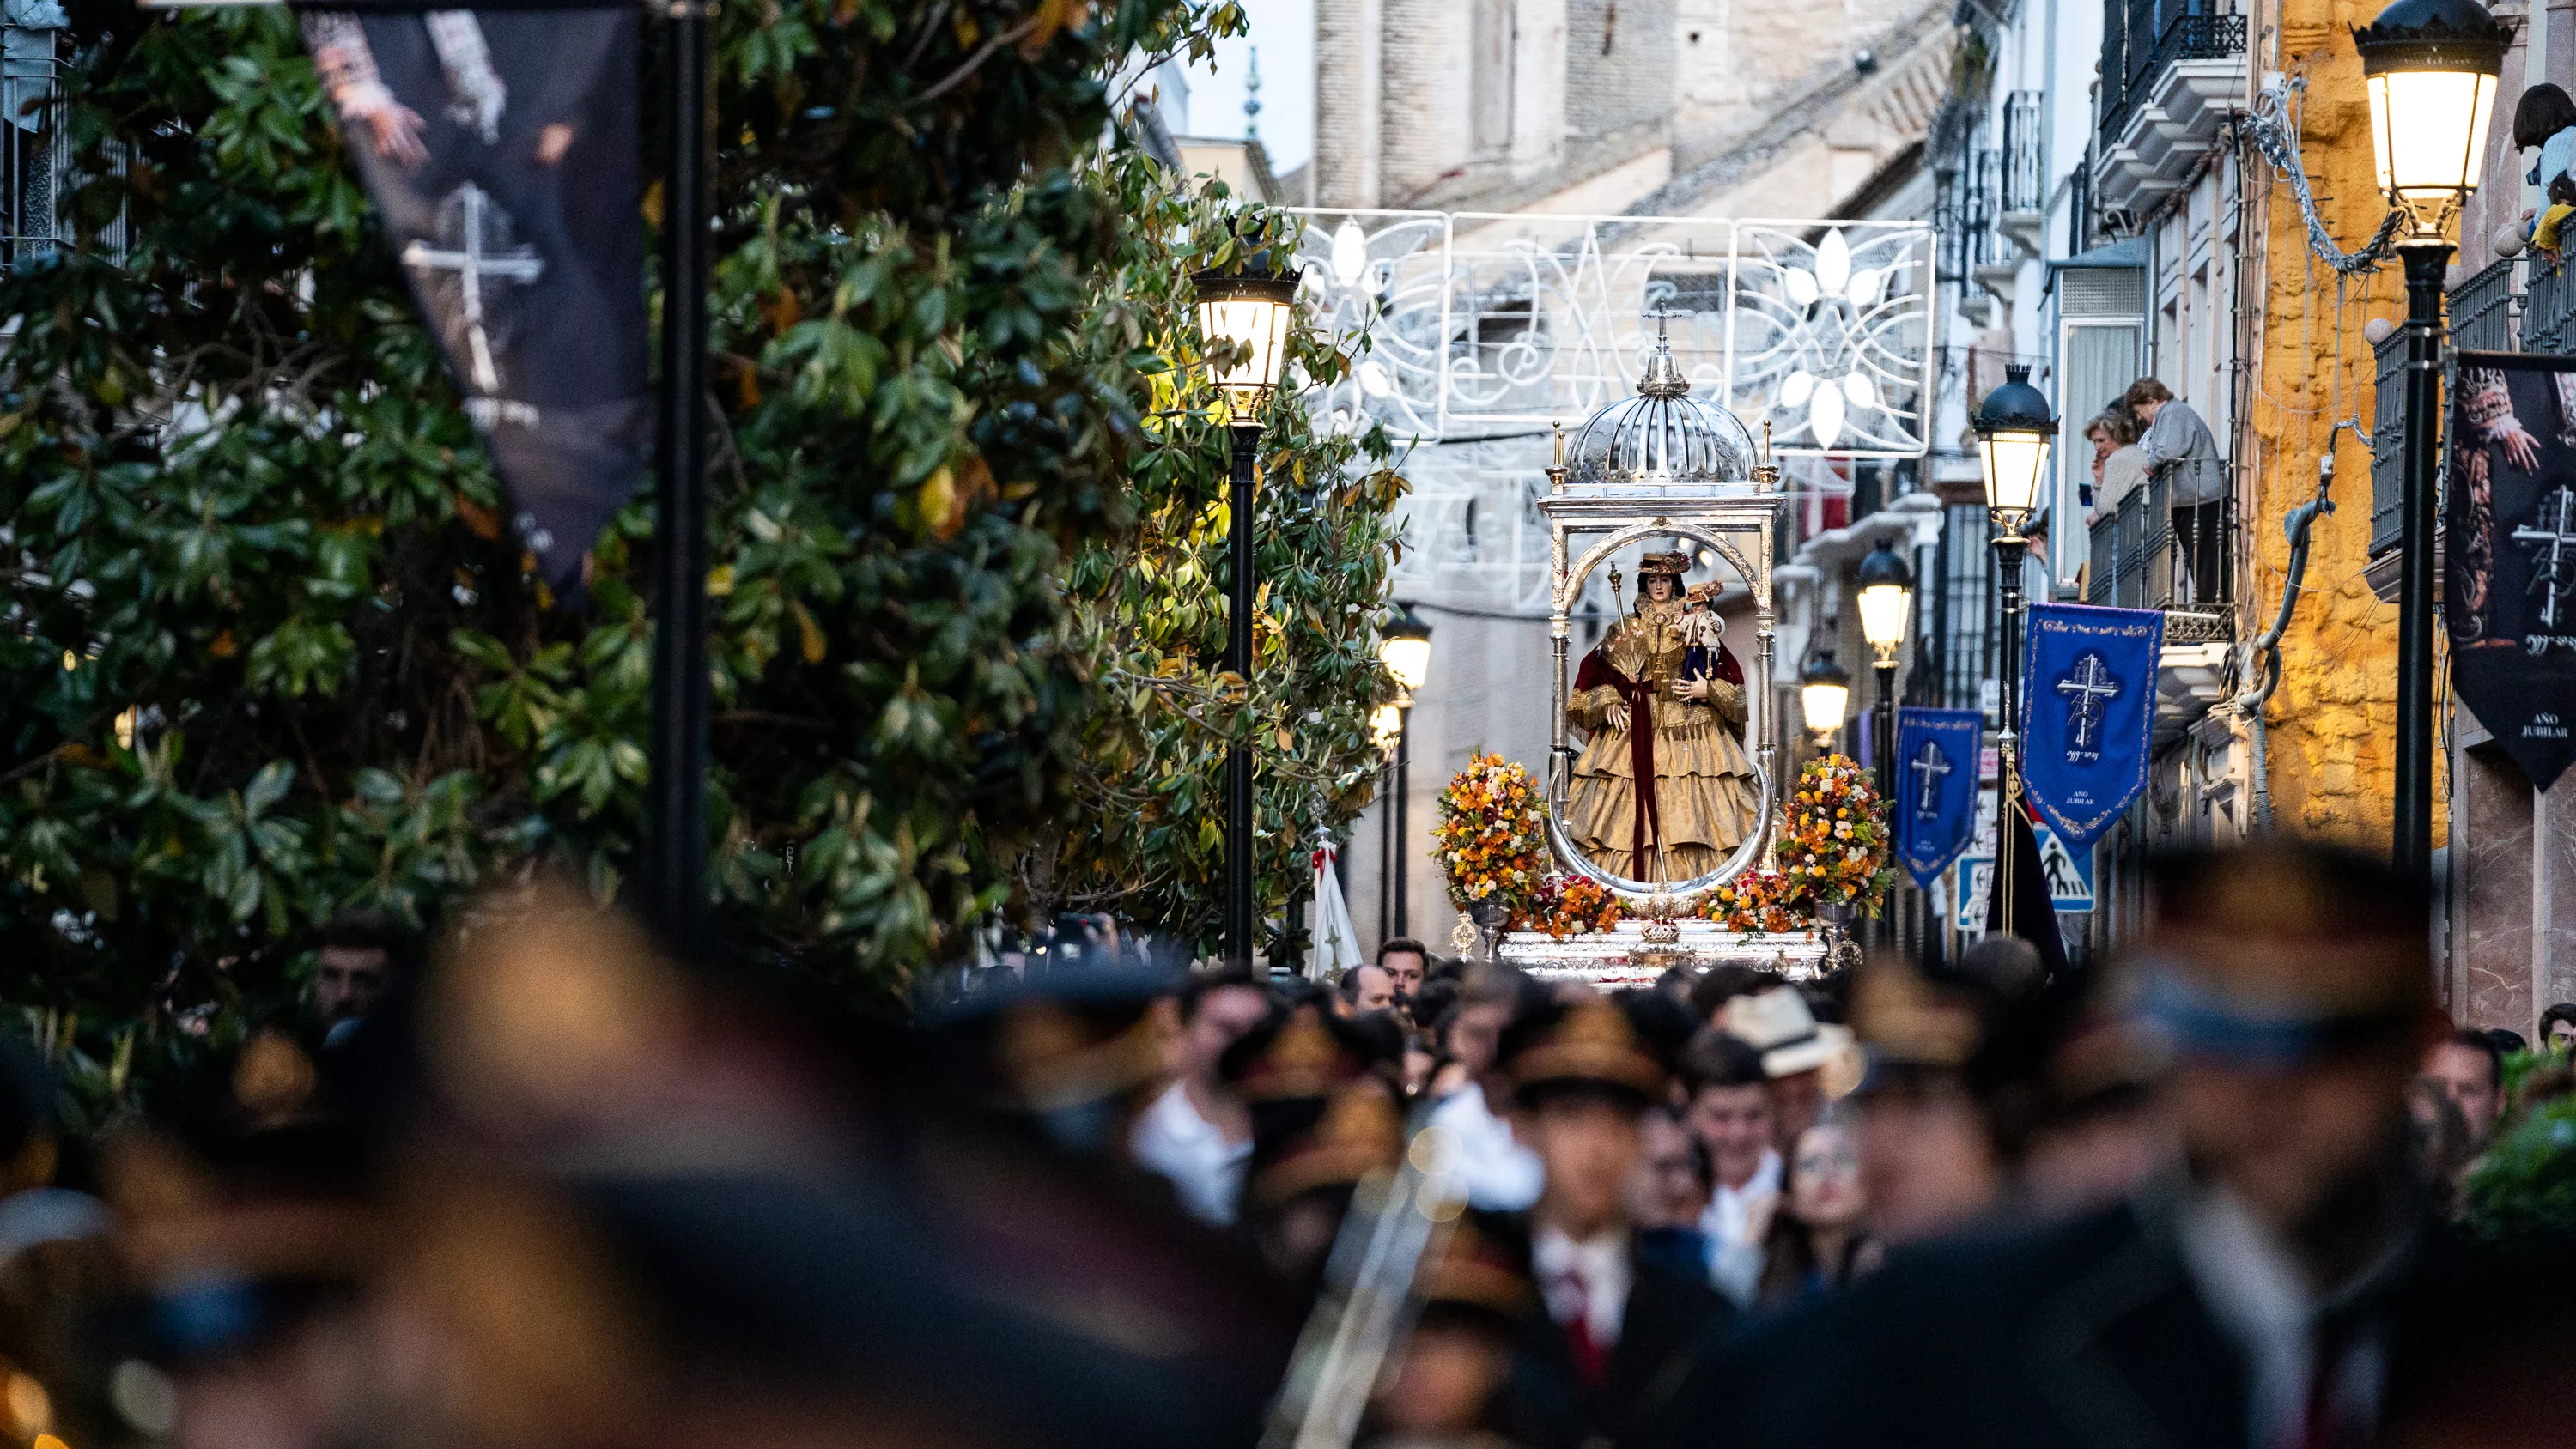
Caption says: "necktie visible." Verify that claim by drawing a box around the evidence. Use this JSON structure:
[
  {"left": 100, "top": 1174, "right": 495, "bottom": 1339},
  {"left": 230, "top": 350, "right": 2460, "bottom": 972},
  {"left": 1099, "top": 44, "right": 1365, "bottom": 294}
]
[{"left": 1554, "top": 1268, "right": 1610, "bottom": 1390}]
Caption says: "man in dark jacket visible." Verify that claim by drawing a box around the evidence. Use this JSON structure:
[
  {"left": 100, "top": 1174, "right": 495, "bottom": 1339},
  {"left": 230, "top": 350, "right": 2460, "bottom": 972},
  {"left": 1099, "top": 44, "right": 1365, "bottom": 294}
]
[
  {"left": 1496, "top": 993, "right": 1732, "bottom": 1449},
  {"left": 1697, "top": 841, "right": 2574, "bottom": 1449}
]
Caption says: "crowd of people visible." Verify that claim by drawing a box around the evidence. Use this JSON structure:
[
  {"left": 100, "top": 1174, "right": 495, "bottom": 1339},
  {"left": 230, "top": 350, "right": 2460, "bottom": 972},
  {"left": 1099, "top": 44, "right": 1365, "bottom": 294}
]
[{"left": 0, "top": 844, "right": 2567, "bottom": 1449}]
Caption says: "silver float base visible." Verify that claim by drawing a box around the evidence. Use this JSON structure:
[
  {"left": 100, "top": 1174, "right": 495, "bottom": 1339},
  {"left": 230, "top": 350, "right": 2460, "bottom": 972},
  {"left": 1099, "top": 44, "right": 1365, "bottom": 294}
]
[{"left": 1497, "top": 919, "right": 1827, "bottom": 986}]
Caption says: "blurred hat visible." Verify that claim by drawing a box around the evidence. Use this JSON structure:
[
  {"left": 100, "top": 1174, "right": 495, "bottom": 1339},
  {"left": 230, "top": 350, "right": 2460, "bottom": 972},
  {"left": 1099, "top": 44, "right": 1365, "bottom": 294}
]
[
  {"left": 1242, "top": 1082, "right": 1402, "bottom": 1213},
  {"left": 1637, "top": 549, "right": 1692, "bottom": 579},
  {"left": 1415, "top": 1209, "right": 1534, "bottom": 1326},
  {"left": 1498, "top": 997, "right": 1669, "bottom": 1106},
  {"left": 1722, "top": 986, "right": 1856, "bottom": 1082},
  {"left": 2131, "top": 843, "right": 2436, "bottom": 1067},
  {"left": 1223, "top": 1003, "right": 1369, "bottom": 1106},
  {"left": 1852, "top": 956, "right": 1984, "bottom": 1073}
]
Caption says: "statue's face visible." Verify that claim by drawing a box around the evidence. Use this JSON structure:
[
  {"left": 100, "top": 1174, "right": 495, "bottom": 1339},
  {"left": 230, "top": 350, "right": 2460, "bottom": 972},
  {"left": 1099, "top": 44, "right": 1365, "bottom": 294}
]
[{"left": 1643, "top": 574, "right": 1677, "bottom": 603}]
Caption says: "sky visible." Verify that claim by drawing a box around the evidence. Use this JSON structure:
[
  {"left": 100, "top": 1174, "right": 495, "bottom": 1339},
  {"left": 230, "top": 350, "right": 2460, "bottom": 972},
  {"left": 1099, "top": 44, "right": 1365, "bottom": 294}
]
[{"left": 1174, "top": 0, "right": 1315, "bottom": 174}]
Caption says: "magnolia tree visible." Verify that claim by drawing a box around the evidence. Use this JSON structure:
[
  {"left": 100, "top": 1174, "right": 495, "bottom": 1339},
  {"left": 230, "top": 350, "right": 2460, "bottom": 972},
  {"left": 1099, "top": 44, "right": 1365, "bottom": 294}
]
[{"left": 0, "top": 0, "right": 1405, "bottom": 1106}]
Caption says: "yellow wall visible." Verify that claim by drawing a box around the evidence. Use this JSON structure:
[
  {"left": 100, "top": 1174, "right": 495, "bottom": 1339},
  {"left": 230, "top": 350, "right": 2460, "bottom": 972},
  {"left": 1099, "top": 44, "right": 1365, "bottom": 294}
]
[{"left": 2239, "top": 9, "right": 2445, "bottom": 848}]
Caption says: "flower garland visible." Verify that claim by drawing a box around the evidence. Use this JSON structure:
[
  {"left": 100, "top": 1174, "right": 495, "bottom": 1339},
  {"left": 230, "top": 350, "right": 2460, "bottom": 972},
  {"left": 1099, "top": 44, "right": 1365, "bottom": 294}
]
[
  {"left": 1512, "top": 873, "right": 1625, "bottom": 938},
  {"left": 1432, "top": 753, "right": 1549, "bottom": 914},
  {"left": 1777, "top": 753, "right": 1893, "bottom": 912},
  {"left": 1701, "top": 870, "right": 1804, "bottom": 934}
]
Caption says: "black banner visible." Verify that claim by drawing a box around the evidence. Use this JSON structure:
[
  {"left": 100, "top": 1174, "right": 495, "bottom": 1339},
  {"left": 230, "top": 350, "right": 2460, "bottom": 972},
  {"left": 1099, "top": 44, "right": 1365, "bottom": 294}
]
[
  {"left": 301, "top": 9, "right": 647, "bottom": 589},
  {"left": 2448, "top": 351, "right": 2576, "bottom": 789}
]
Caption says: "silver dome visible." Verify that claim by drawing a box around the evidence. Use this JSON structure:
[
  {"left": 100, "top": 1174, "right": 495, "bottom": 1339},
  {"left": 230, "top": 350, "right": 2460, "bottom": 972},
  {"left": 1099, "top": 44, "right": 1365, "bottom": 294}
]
[{"left": 1562, "top": 326, "right": 1758, "bottom": 489}]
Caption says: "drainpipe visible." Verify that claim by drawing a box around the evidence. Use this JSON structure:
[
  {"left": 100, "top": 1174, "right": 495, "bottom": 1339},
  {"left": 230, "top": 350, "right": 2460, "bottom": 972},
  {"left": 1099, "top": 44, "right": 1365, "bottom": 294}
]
[{"left": 2236, "top": 433, "right": 2346, "bottom": 833}]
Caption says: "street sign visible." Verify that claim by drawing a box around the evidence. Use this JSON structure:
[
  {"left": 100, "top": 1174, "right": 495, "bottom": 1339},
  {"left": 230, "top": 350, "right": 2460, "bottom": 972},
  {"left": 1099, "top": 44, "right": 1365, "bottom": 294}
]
[
  {"left": 2033, "top": 824, "right": 2095, "bottom": 912},
  {"left": 1954, "top": 856, "right": 1992, "bottom": 931},
  {"left": 1953, "top": 820, "right": 2093, "bottom": 931}
]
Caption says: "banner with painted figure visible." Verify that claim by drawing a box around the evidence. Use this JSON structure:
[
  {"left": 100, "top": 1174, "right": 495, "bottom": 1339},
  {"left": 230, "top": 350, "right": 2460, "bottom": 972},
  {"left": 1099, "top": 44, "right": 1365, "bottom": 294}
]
[
  {"left": 1893, "top": 706, "right": 1982, "bottom": 888},
  {"left": 301, "top": 8, "right": 647, "bottom": 590},
  {"left": 2019, "top": 602, "right": 2163, "bottom": 849},
  {"left": 2448, "top": 352, "right": 2576, "bottom": 789}
]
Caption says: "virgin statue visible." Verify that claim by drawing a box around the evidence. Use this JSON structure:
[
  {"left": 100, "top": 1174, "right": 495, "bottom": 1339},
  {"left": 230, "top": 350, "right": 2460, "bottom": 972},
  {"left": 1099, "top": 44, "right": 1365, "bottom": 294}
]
[{"left": 1565, "top": 549, "right": 1760, "bottom": 882}]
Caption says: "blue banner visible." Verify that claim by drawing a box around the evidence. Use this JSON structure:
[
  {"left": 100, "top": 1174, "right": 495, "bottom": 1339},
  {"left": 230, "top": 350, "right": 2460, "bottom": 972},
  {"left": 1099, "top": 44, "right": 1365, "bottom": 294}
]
[
  {"left": 2020, "top": 603, "right": 2164, "bottom": 848},
  {"left": 1894, "top": 707, "right": 1983, "bottom": 888}
]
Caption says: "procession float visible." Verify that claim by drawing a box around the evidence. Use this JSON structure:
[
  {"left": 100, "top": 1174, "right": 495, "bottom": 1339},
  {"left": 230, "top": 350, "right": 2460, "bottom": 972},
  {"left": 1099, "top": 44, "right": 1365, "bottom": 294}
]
[{"left": 1431, "top": 324, "right": 1893, "bottom": 985}]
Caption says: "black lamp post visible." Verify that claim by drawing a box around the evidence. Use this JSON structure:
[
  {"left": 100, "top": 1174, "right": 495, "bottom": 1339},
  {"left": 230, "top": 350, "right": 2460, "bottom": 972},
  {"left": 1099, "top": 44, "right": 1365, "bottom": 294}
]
[
  {"left": 1856, "top": 538, "right": 1915, "bottom": 799},
  {"left": 645, "top": 3, "right": 714, "bottom": 951},
  {"left": 1973, "top": 364, "right": 2056, "bottom": 937},
  {"left": 2355, "top": 0, "right": 2508, "bottom": 884},
  {"left": 1376, "top": 604, "right": 1432, "bottom": 943},
  {"left": 1190, "top": 264, "right": 1301, "bottom": 969}
]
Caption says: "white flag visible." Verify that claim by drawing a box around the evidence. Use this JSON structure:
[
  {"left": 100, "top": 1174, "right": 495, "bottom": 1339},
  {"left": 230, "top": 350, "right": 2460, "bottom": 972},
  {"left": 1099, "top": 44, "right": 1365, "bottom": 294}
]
[{"left": 1307, "top": 844, "right": 1364, "bottom": 981}]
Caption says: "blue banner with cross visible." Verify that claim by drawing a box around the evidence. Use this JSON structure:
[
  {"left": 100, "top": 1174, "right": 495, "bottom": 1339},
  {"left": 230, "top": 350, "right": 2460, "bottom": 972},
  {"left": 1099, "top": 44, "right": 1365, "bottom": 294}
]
[
  {"left": 2019, "top": 602, "right": 2165, "bottom": 849},
  {"left": 1893, "top": 706, "right": 1983, "bottom": 888}
]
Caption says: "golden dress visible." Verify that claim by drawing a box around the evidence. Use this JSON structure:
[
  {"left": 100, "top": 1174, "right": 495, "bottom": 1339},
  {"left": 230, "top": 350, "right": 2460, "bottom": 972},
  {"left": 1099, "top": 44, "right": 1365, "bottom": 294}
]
[{"left": 1565, "top": 598, "right": 1760, "bottom": 881}]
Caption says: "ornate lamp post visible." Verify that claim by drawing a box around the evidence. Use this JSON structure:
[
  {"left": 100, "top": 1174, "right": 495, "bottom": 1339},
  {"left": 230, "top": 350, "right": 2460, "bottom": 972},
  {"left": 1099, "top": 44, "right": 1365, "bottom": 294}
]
[
  {"left": 1855, "top": 538, "right": 1915, "bottom": 798},
  {"left": 1192, "top": 264, "right": 1302, "bottom": 968},
  {"left": 2355, "top": 0, "right": 2508, "bottom": 883},
  {"left": 1376, "top": 604, "right": 1433, "bottom": 943},
  {"left": 1973, "top": 364, "right": 2056, "bottom": 936},
  {"left": 1801, "top": 650, "right": 1853, "bottom": 750}
]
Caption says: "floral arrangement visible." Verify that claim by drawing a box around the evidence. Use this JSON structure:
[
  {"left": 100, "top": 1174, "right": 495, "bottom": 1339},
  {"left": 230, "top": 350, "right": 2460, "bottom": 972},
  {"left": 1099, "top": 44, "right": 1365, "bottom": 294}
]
[
  {"left": 1701, "top": 870, "right": 1805, "bottom": 934},
  {"left": 1433, "top": 754, "right": 1550, "bottom": 914},
  {"left": 1777, "top": 753, "right": 1893, "bottom": 914},
  {"left": 1512, "top": 873, "right": 1625, "bottom": 938},
  {"left": 1698, "top": 755, "right": 1892, "bottom": 931}
]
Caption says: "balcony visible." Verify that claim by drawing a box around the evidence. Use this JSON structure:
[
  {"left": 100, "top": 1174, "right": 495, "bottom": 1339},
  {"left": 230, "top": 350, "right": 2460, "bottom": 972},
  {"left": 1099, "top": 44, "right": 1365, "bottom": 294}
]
[
  {"left": 2527, "top": 254, "right": 2576, "bottom": 355},
  {"left": 2087, "top": 466, "right": 2236, "bottom": 737},
  {"left": 2093, "top": 8, "right": 2248, "bottom": 218}
]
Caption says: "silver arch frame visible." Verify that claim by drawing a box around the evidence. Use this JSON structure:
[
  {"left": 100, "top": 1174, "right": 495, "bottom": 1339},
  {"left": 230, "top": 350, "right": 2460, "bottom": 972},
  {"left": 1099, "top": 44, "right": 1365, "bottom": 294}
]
[{"left": 1543, "top": 507, "right": 1783, "bottom": 906}]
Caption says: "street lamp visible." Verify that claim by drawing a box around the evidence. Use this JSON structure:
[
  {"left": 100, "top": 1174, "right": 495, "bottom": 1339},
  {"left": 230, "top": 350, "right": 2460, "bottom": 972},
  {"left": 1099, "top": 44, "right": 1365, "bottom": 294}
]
[
  {"left": 2355, "top": 0, "right": 2508, "bottom": 883},
  {"left": 1801, "top": 651, "right": 1853, "bottom": 750},
  {"left": 1192, "top": 263, "right": 1302, "bottom": 969},
  {"left": 1376, "top": 604, "right": 1433, "bottom": 943},
  {"left": 1974, "top": 363, "right": 2056, "bottom": 937},
  {"left": 1855, "top": 538, "right": 1915, "bottom": 798}
]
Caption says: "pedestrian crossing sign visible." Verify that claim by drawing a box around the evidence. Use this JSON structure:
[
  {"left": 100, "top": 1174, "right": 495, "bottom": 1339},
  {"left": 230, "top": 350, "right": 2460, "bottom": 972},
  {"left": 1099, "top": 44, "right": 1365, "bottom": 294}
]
[{"left": 1953, "top": 826, "right": 2094, "bottom": 930}]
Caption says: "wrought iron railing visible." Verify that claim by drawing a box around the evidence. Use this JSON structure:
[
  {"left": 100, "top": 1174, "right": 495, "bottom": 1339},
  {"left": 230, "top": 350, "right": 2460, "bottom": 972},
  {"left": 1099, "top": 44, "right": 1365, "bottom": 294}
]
[
  {"left": 2099, "top": 8, "right": 2249, "bottom": 142},
  {"left": 1, "top": 21, "right": 67, "bottom": 274},
  {"left": 2086, "top": 464, "right": 2236, "bottom": 639},
  {"left": 2526, "top": 255, "right": 2576, "bottom": 355},
  {"left": 2001, "top": 91, "right": 2045, "bottom": 215},
  {"left": 2370, "top": 325, "right": 2407, "bottom": 556},
  {"left": 2449, "top": 258, "right": 2517, "bottom": 353}
]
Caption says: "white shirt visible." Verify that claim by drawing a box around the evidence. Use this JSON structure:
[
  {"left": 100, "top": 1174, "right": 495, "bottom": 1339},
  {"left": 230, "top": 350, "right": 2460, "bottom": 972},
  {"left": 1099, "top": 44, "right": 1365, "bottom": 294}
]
[
  {"left": 2172, "top": 1186, "right": 2395, "bottom": 1449},
  {"left": 1425, "top": 1081, "right": 1544, "bottom": 1211},
  {"left": 1698, "top": 1147, "right": 1781, "bottom": 1307},
  {"left": 1129, "top": 1080, "right": 1249, "bottom": 1226},
  {"left": 1533, "top": 1225, "right": 1632, "bottom": 1349}
]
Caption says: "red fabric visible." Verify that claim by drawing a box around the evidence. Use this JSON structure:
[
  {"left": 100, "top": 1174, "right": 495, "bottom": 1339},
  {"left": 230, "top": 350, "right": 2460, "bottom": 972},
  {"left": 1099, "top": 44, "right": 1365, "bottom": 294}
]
[
  {"left": 1573, "top": 647, "right": 1662, "bottom": 864},
  {"left": 1551, "top": 1271, "right": 1612, "bottom": 1390}
]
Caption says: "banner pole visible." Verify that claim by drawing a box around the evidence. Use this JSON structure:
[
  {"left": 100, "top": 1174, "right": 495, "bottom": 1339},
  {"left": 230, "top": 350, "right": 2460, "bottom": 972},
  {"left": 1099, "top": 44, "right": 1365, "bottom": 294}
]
[{"left": 646, "top": 0, "right": 713, "bottom": 950}]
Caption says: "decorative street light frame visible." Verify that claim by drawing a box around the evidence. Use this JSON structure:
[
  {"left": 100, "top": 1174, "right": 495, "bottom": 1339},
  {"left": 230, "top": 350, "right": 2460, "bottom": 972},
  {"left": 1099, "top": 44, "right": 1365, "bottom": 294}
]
[
  {"left": 1801, "top": 650, "right": 1853, "bottom": 750},
  {"left": 2354, "top": 0, "right": 2510, "bottom": 884},
  {"left": 1855, "top": 538, "right": 1915, "bottom": 799},
  {"left": 1973, "top": 363, "right": 2056, "bottom": 938},
  {"left": 1191, "top": 264, "right": 1303, "bottom": 970},
  {"left": 1376, "top": 604, "right": 1433, "bottom": 944}
]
